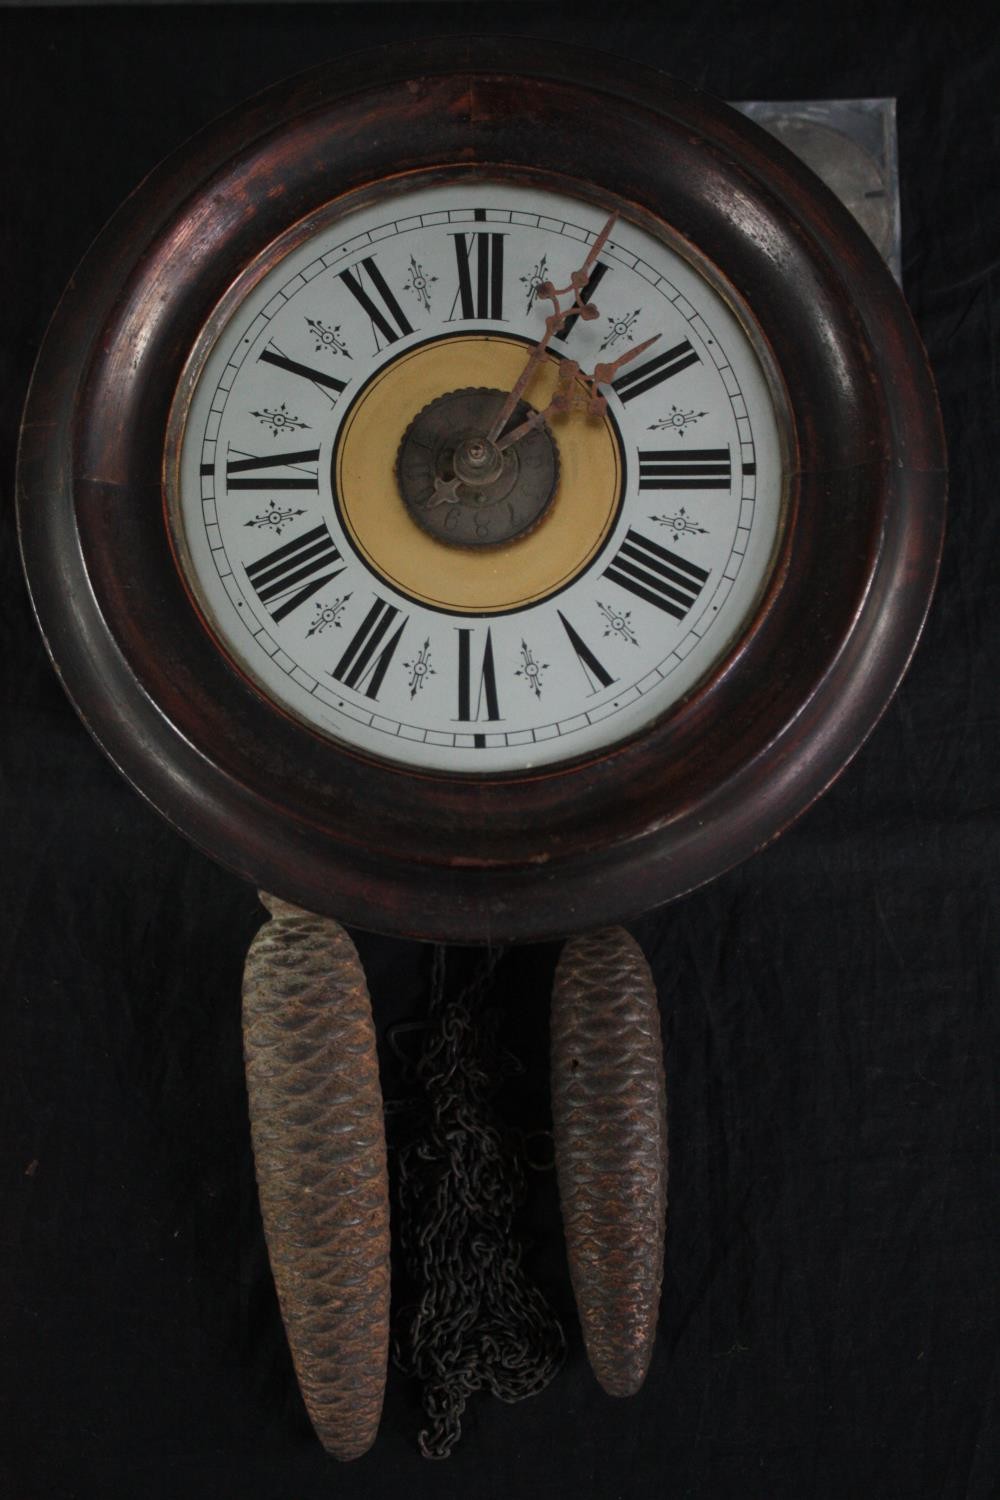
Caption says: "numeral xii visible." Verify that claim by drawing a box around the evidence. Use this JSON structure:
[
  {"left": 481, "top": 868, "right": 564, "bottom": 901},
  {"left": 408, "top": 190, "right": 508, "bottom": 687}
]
[{"left": 451, "top": 226, "right": 505, "bottom": 320}]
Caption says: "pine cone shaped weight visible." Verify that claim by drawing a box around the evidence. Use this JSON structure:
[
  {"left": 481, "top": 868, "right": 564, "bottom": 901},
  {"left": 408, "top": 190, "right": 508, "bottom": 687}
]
[
  {"left": 551, "top": 926, "right": 668, "bottom": 1396},
  {"left": 242, "top": 894, "right": 390, "bottom": 1460}
]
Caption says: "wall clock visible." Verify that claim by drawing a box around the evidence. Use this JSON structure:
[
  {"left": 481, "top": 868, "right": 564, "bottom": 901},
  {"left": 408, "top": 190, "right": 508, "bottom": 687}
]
[{"left": 16, "top": 36, "right": 945, "bottom": 1463}]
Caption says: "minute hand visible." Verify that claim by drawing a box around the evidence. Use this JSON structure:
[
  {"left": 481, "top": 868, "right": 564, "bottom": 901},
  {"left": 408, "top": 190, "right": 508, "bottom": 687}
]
[{"left": 483, "top": 211, "right": 620, "bottom": 447}]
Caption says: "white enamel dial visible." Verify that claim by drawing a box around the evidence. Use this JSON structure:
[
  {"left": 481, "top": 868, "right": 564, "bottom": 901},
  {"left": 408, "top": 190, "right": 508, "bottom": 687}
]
[{"left": 170, "top": 180, "right": 785, "bottom": 772}]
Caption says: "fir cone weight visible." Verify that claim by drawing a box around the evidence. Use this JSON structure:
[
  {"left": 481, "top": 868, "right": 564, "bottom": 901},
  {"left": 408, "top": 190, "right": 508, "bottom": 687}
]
[
  {"left": 551, "top": 927, "right": 668, "bottom": 1396},
  {"left": 242, "top": 895, "right": 391, "bottom": 1460}
]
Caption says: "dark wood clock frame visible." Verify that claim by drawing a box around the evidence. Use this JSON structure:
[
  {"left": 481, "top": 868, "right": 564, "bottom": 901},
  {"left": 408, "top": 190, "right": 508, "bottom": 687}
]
[{"left": 16, "top": 37, "right": 946, "bottom": 944}]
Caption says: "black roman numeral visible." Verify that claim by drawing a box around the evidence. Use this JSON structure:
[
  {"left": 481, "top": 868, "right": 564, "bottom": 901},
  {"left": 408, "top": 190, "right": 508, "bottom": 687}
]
[
  {"left": 450, "top": 229, "right": 506, "bottom": 320},
  {"left": 258, "top": 345, "right": 347, "bottom": 404},
  {"left": 225, "top": 447, "right": 320, "bottom": 491},
  {"left": 555, "top": 260, "right": 610, "bottom": 341},
  {"left": 612, "top": 339, "right": 700, "bottom": 403},
  {"left": 604, "top": 529, "right": 709, "bottom": 621},
  {"left": 330, "top": 597, "right": 407, "bottom": 700},
  {"left": 558, "top": 611, "right": 616, "bottom": 693},
  {"left": 339, "top": 257, "right": 414, "bottom": 349},
  {"left": 456, "top": 628, "right": 501, "bottom": 744},
  {"left": 638, "top": 448, "right": 732, "bottom": 491},
  {"left": 245, "top": 522, "right": 345, "bottom": 624}
]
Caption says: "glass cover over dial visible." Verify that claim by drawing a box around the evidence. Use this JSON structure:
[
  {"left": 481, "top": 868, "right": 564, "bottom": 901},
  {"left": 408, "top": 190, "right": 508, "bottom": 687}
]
[{"left": 170, "top": 181, "right": 785, "bottom": 772}]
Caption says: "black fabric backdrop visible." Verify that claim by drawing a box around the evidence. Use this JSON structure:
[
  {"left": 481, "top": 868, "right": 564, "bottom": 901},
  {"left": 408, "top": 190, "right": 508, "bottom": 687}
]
[{"left": 1, "top": 3, "right": 997, "bottom": 1497}]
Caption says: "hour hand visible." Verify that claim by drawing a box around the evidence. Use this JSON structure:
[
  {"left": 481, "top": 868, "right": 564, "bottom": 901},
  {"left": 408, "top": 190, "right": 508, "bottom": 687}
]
[{"left": 495, "top": 334, "right": 663, "bottom": 451}]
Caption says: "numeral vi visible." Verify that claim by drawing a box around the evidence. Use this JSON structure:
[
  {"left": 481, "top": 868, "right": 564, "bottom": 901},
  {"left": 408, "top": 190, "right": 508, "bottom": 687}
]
[{"left": 456, "top": 628, "right": 502, "bottom": 745}]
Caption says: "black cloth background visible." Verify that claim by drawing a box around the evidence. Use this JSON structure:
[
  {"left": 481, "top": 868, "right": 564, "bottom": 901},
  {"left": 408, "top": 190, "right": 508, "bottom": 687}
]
[{"left": 1, "top": 3, "right": 997, "bottom": 1496}]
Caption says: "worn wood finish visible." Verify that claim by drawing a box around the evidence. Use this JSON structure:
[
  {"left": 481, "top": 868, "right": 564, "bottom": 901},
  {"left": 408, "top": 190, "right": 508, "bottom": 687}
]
[
  {"left": 16, "top": 39, "right": 946, "bottom": 943},
  {"left": 242, "top": 895, "right": 390, "bottom": 1460},
  {"left": 552, "top": 927, "right": 667, "bottom": 1396}
]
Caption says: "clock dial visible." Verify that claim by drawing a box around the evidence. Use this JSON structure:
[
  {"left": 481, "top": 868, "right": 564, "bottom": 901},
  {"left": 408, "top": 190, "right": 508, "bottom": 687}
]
[{"left": 170, "top": 182, "right": 784, "bottom": 773}]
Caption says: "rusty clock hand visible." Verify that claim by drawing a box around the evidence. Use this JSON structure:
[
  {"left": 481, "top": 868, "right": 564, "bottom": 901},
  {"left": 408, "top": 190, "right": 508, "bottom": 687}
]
[
  {"left": 494, "top": 332, "right": 663, "bottom": 452},
  {"left": 423, "top": 213, "right": 625, "bottom": 511}
]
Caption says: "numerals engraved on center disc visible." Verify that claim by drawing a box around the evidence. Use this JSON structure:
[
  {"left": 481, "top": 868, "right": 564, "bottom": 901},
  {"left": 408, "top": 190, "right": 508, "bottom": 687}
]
[{"left": 395, "top": 384, "right": 560, "bottom": 548}]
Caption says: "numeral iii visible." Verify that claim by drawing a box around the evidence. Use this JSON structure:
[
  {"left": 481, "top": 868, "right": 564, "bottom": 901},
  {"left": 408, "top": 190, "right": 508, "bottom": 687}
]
[{"left": 638, "top": 448, "right": 731, "bottom": 490}]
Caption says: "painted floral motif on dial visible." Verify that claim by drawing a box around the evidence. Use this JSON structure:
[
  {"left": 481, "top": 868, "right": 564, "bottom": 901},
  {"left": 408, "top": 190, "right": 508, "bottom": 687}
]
[{"left": 171, "top": 182, "right": 784, "bottom": 772}]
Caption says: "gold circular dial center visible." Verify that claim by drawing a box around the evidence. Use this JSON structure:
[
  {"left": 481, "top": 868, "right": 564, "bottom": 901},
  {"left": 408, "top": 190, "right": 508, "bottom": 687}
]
[{"left": 334, "top": 333, "right": 623, "bottom": 615}]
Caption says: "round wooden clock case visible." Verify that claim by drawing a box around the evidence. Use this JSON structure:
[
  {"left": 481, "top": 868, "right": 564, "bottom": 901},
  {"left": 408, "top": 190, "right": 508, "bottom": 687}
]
[{"left": 16, "top": 40, "right": 945, "bottom": 947}]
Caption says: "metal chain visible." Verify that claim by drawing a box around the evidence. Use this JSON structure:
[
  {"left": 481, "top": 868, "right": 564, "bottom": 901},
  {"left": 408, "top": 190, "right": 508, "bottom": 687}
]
[{"left": 391, "top": 946, "right": 566, "bottom": 1458}]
